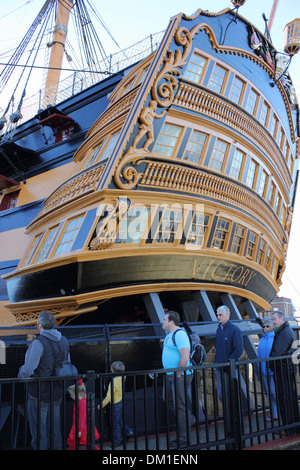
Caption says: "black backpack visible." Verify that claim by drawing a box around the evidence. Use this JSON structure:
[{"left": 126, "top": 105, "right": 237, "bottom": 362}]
[
  {"left": 172, "top": 322, "right": 206, "bottom": 366},
  {"left": 40, "top": 336, "right": 78, "bottom": 377}
]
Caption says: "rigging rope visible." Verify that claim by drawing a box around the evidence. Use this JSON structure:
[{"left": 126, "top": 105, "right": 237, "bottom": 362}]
[
  {"left": 0, "top": 0, "right": 55, "bottom": 94},
  {"left": 0, "top": 0, "right": 124, "bottom": 124},
  {"left": 2, "top": 2, "right": 55, "bottom": 119}
]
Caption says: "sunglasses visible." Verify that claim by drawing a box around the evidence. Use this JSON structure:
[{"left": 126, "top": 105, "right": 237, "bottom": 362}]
[{"left": 263, "top": 325, "right": 270, "bottom": 329}]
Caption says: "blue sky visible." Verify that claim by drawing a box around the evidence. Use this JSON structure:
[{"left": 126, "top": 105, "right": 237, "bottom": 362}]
[{"left": 1, "top": 0, "right": 300, "bottom": 309}]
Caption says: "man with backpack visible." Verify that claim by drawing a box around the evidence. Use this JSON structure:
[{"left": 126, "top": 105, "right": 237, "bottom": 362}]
[
  {"left": 162, "top": 310, "right": 193, "bottom": 448},
  {"left": 18, "top": 311, "right": 70, "bottom": 450}
]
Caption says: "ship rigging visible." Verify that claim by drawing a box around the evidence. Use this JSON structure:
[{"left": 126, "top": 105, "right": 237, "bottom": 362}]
[{"left": 0, "top": 0, "right": 123, "bottom": 139}]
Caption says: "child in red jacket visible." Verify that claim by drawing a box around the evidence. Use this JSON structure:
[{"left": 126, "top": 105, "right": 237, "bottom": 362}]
[{"left": 67, "top": 379, "right": 100, "bottom": 450}]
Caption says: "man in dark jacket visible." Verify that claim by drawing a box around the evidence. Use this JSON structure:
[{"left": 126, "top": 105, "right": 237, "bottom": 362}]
[
  {"left": 214, "top": 305, "right": 243, "bottom": 403},
  {"left": 270, "top": 311, "right": 299, "bottom": 435},
  {"left": 214, "top": 306, "right": 244, "bottom": 363},
  {"left": 18, "top": 311, "right": 69, "bottom": 449}
]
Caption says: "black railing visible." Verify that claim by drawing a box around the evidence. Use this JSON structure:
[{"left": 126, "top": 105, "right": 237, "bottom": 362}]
[{"left": 1, "top": 356, "right": 300, "bottom": 450}]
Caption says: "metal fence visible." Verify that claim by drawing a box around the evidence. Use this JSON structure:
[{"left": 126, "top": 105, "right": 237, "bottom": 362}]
[{"left": 1, "top": 355, "right": 300, "bottom": 450}]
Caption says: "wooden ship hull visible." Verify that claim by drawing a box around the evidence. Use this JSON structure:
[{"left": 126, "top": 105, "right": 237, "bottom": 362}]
[{"left": 1, "top": 6, "right": 299, "bottom": 329}]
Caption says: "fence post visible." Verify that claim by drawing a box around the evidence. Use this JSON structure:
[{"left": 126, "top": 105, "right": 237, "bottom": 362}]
[
  {"left": 229, "top": 359, "right": 243, "bottom": 450},
  {"left": 86, "top": 370, "right": 96, "bottom": 450}
]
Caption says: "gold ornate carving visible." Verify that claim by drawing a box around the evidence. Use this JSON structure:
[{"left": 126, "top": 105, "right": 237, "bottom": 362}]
[
  {"left": 151, "top": 24, "right": 212, "bottom": 108},
  {"left": 89, "top": 198, "right": 130, "bottom": 250},
  {"left": 31, "top": 164, "right": 105, "bottom": 227},
  {"left": 284, "top": 206, "right": 293, "bottom": 235},
  {"left": 87, "top": 87, "right": 138, "bottom": 140},
  {"left": 13, "top": 304, "right": 77, "bottom": 325},
  {"left": 113, "top": 23, "right": 209, "bottom": 190},
  {"left": 113, "top": 150, "right": 149, "bottom": 190},
  {"left": 132, "top": 100, "right": 166, "bottom": 152},
  {"left": 112, "top": 18, "right": 295, "bottom": 197}
]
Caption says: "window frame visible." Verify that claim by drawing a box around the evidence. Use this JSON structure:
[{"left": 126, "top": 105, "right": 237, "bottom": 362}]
[
  {"left": 207, "top": 63, "right": 228, "bottom": 94},
  {"left": 185, "top": 212, "right": 211, "bottom": 249},
  {"left": 115, "top": 205, "right": 150, "bottom": 245},
  {"left": 229, "top": 148, "right": 245, "bottom": 180},
  {"left": 207, "top": 138, "right": 229, "bottom": 173},
  {"left": 245, "top": 158, "right": 259, "bottom": 189},
  {"left": 229, "top": 76, "right": 246, "bottom": 105},
  {"left": 265, "top": 246, "right": 273, "bottom": 273},
  {"left": 257, "top": 239, "right": 266, "bottom": 266},
  {"left": 258, "top": 101, "right": 270, "bottom": 127},
  {"left": 267, "top": 181, "right": 276, "bottom": 207},
  {"left": 33, "top": 226, "right": 59, "bottom": 264},
  {"left": 257, "top": 169, "right": 268, "bottom": 198},
  {"left": 153, "top": 123, "right": 183, "bottom": 158},
  {"left": 0, "top": 190, "right": 19, "bottom": 211},
  {"left": 53, "top": 214, "right": 85, "bottom": 257},
  {"left": 183, "top": 130, "right": 208, "bottom": 165},
  {"left": 269, "top": 113, "right": 279, "bottom": 139},
  {"left": 246, "top": 231, "right": 257, "bottom": 261},
  {"left": 22, "top": 233, "right": 43, "bottom": 267},
  {"left": 230, "top": 224, "right": 246, "bottom": 255},
  {"left": 245, "top": 88, "right": 259, "bottom": 116},
  {"left": 152, "top": 206, "right": 184, "bottom": 245},
  {"left": 98, "top": 131, "right": 121, "bottom": 163},
  {"left": 183, "top": 52, "right": 208, "bottom": 84},
  {"left": 211, "top": 217, "right": 231, "bottom": 250}
]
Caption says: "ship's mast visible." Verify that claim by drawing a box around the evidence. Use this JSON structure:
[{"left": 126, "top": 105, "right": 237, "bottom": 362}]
[
  {"left": 43, "top": 0, "right": 73, "bottom": 108},
  {"left": 268, "top": 0, "right": 279, "bottom": 32}
]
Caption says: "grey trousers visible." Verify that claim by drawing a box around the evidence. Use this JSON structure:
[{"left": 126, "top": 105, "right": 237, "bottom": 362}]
[{"left": 165, "top": 373, "right": 193, "bottom": 441}]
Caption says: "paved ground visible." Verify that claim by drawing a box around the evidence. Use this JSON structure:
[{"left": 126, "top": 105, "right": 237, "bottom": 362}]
[{"left": 100, "top": 412, "right": 300, "bottom": 451}]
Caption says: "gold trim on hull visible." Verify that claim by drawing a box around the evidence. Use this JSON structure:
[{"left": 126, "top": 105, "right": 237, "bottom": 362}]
[{"left": 6, "top": 282, "right": 270, "bottom": 326}]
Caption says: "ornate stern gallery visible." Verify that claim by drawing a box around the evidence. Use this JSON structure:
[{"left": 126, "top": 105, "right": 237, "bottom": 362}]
[{"left": 2, "top": 5, "right": 299, "bottom": 328}]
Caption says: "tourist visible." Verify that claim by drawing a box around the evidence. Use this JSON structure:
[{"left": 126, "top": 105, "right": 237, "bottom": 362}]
[
  {"left": 99, "top": 361, "right": 133, "bottom": 447},
  {"left": 18, "top": 311, "right": 69, "bottom": 450},
  {"left": 161, "top": 310, "right": 193, "bottom": 449},
  {"left": 270, "top": 311, "right": 299, "bottom": 435},
  {"left": 67, "top": 379, "right": 100, "bottom": 449},
  {"left": 256, "top": 319, "right": 278, "bottom": 421},
  {"left": 214, "top": 305, "right": 243, "bottom": 403}
]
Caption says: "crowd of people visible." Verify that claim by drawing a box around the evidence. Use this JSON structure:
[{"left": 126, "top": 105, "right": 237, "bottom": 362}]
[{"left": 17, "top": 307, "right": 300, "bottom": 450}]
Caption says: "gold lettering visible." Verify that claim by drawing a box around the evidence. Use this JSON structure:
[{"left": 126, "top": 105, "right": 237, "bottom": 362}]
[
  {"left": 203, "top": 260, "right": 214, "bottom": 279},
  {"left": 231, "top": 266, "right": 244, "bottom": 283},
  {"left": 192, "top": 259, "right": 206, "bottom": 278},
  {"left": 223, "top": 263, "right": 237, "bottom": 282},
  {"left": 243, "top": 270, "right": 257, "bottom": 286},
  {"left": 211, "top": 262, "right": 228, "bottom": 281},
  {"left": 192, "top": 258, "right": 257, "bottom": 287},
  {"left": 237, "top": 268, "right": 250, "bottom": 286}
]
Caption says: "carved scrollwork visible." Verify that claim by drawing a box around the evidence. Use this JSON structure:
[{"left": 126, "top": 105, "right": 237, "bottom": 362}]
[
  {"left": 152, "top": 23, "right": 215, "bottom": 108},
  {"left": 89, "top": 198, "right": 118, "bottom": 250},
  {"left": 113, "top": 151, "right": 148, "bottom": 190},
  {"left": 113, "top": 23, "right": 222, "bottom": 190},
  {"left": 14, "top": 305, "right": 77, "bottom": 324},
  {"left": 89, "top": 197, "right": 132, "bottom": 249}
]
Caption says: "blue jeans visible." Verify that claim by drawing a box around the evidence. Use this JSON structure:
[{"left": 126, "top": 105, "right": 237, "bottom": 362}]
[
  {"left": 262, "top": 375, "right": 278, "bottom": 418},
  {"left": 112, "top": 400, "right": 133, "bottom": 445},
  {"left": 28, "top": 394, "right": 62, "bottom": 450}
]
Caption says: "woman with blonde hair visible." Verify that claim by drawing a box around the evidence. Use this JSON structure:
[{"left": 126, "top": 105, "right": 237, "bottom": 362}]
[
  {"left": 67, "top": 379, "right": 100, "bottom": 449},
  {"left": 257, "top": 319, "right": 278, "bottom": 421}
]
